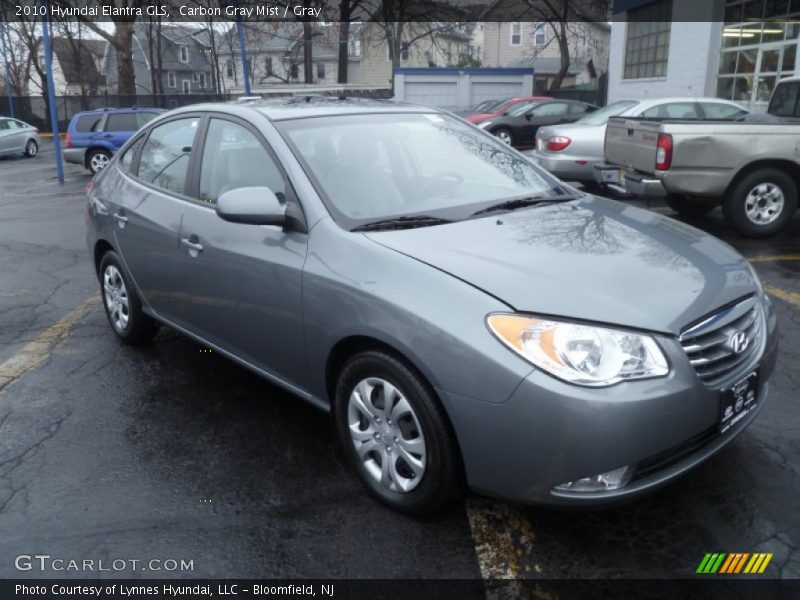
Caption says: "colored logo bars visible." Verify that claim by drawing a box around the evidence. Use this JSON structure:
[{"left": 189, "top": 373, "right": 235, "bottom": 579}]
[{"left": 696, "top": 552, "right": 773, "bottom": 574}]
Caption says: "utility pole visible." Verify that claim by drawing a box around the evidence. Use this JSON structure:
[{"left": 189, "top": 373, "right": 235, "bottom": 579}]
[
  {"left": 0, "top": 18, "right": 14, "bottom": 118},
  {"left": 41, "top": 9, "right": 64, "bottom": 183},
  {"left": 234, "top": 0, "right": 251, "bottom": 96}
]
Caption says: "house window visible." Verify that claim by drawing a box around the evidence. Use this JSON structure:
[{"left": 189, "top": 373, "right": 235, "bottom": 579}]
[
  {"left": 534, "top": 23, "right": 546, "bottom": 47},
  {"left": 192, "top": 72, "right": 200, "bottom": 83},
  {"left": 167, "top": 71, "right": 176, "bottom": 88},
  {"left": 348, "top": 38, "right": 361, "bottom": 57},
  {"left": 226, "top": 60, "right": 234, "bottom": 78},
  {"left": 182, "top": 80, "right": 190, "bottom": 94},
  {"left": 265, "top": 56, "right": 273, "bottom": 76},
  {"left": 199, "top": 73, "right": 206, "bottom": 88},
  {"left": 179, "top": 45, "right": 189, "bottom": 63},
  {"left": 623, "top": 0, "right": 671, "bottom": 79},
  {"left": 290, "top": 64, "right": 298, "bottom": 80},
  {"left": 316, "top": 63, "right": 325, "bottom": 80},
  {"left": 510, "top": 22, "right": 522, "bottom": 46},
  {"left": 400, "top": 43, "right": 410, "bottom": 61}
]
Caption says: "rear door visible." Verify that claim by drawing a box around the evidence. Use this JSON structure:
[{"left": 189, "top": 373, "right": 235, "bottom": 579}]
[
  {"left": 103, "top": 111, "right": 140, "bottom": 150},
  {"left": 5, "top": 119, "right": 29, "bottom": 153},
  {"left": 111, "top": 114, "right": 202, "bottom": 321},
  {"left": 175, "top": 115, "right": 309, "bottom": 387},
  {"left": 522, "top": 102, "right": 572, "bottom": 146}
]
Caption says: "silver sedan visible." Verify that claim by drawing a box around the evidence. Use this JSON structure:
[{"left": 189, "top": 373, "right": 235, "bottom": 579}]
[
  {"left": 528, "top": 98, "right": 749, "bottom": 183},
  {"left": 0, "top": 117, "right": 41, "bottom": 159}
]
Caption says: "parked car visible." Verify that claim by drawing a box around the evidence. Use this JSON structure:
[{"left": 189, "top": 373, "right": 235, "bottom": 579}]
[
  {"left": 65, "top": 107, "right": 165, "bottom": 174},
  {"left": 477, "top": 99, "right": 598, "bottom": 148},
  {"left": 595, "top": 78, "right": 800, "bottom": 237},
  {"left": 87, "top": 99, "right": 777, "bottom": 515},
  {"left": 464, "top": 96, "right": 552, "bottom": 125},
  {"left": 528, "top": 98, "right": 749, "bottom": 184},
  {"left": 457, "top": 98, "right": 502, "bottom": 118},
  {"left": 0, "top": 117, "right": 41, "bottom": 159}
]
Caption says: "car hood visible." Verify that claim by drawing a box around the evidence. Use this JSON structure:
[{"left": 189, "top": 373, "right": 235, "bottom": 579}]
[
  {"left": 366, "top": 196, "right": 756, "bottom": 335},
  {"left": 466, "top": 113, "right": 492, "bottom": 123}
]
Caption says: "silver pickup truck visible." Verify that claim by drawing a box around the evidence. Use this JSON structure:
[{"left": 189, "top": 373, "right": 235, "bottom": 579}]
[{"left": 594, "top": 77, "right": 800, "bottom": 237}]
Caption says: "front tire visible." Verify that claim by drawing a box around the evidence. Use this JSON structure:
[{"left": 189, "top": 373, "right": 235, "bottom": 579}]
[
  {"left": 334, "top": 350, "right": 464, "bottom": 515},
  {"left": 88, "top": 149, "right": 111, "bottom": 175},
  {"left": 24, "top": 139, "right": 38, "bottom": 158},
  {"left": 665, "top": 194, "right": 717, "bottom": 217},
  {"left": 492, "top": 127, "right": 514, "bottom": 146},
  {"left": 98, "top": 251, "right": 159, "bottom": 344},
  {"left": 723, "top": 168, "right": 798, "bottom": 237}
]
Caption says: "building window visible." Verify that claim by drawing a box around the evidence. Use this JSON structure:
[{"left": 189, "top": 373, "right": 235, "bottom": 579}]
[
  {"left": 225, "top": 60, "right": 234, "bottom": 79},
  {"left": 623, "top": 0, "right": 671, "bottom": 79},
  {"left": 265, "top": 56, "right": 273, "bottom": 76},
  {"left": 199, "top": 73, "right": 206, "bottom": 88},
  {"left": 290, "top": 64, "right": 298, "bottom": 80},
  {"left": 400, "top": 42, "right": 410, "bottom": 61},
  {"left": 316, "top": 63, "right": 325, "bottom": 80},
  {"left": 510, "top": 22, "right": 522, "bottom": 46},
  {"left": 534, "top": 23, "right": 547, "bottom": 47},
  {"left": 167, "top": 71, "right": 176, "bottom": 88},
  {"left": 348, "top": 38, "right": 361, "bottom": 57},
  {"left": 181, "top": 80, "right": 190, "bottom": 94},
  {"left": 179, "top": 45, "right": 189, "bottom": 63}
]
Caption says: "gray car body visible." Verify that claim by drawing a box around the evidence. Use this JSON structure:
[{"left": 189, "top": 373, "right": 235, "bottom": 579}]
[
  {"left": 86, "top": 100, "right": 778, "bottom": 505},
  {"left": 0, "top": 117, "right": 40, "bottom": 157},
  {"left": 528, "top": 98, "right": 748, "bottom": 183}
]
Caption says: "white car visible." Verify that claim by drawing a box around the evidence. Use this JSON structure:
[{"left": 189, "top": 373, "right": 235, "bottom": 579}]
[
  {"left": 0, "top": 117, "right": 41, "bottom": 159},
  {"left": 527, "top": 98, "right": 748, "bottom": 184}
]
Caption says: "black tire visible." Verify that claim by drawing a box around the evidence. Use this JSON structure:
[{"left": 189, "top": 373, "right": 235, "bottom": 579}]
[
  {"left": 665, "top": 194, "right": 718, "bottom": 217},
  {"left": 492, "top": 127, "right": 514, "bottom": 146},
  {"left": 723, "top": 168, "right": 798, "bottom": 237},
  {"left": 334, "top": 350, "right": 464, "bottom": 516},
  {"left": 87, "top": 149, "right": 111, "bottom": 175},
  {"left": 24, "top": 139, "right": 38, "bottom": 158},
  {"left": 98, "top": 251, "right": 159, "bottom": 345}
]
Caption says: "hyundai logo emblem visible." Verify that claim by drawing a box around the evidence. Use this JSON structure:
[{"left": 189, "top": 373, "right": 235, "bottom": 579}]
[{"left": 731, "top": 331, "right": 749, "bottom": 354}]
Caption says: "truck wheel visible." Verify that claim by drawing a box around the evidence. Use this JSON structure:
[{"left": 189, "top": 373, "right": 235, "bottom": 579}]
[
  {"left": 665, "top": 195, "right": 717, "bottom": 217},
  {"left": 723, "top": 168, "right": 798, "bottom": 237}
]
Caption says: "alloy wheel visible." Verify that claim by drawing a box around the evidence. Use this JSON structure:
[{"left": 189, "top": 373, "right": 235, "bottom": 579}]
[
  {"left": 91, "top": 153, "right": 110, "bottom": 173},
  {"left": 745, "top": 183, "right": 784, "bottom": 226},
  {"left": 103, "top": 265, "right": 130, "bottom": 333},
  {"left": 495, "top": 130, "right": 512, "bottom": 145},
  {"left": 26, "top": 140, "right": 37, "bottom": 156}
]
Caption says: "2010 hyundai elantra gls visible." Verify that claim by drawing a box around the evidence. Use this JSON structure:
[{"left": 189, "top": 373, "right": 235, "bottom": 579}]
[{"left": 86, "top": 98, "right": 778, "bottom": 515}]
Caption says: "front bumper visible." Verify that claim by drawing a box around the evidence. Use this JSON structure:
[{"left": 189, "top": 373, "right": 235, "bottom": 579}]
[
  {"left": 527, "top": 150, "right": 597, "bottom": 182},
  {"left": 63, "top": 147, "right": 87, "bottom": 166},
  {"left": 439, "top": 296, "right": 778, "bottom": 506},
  {"left": 593, "top": 163, "right": 667, "bottom": 197}
]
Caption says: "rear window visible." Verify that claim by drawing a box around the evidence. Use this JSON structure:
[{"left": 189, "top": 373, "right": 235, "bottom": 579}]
[
  {"left": 641, "top": 103, "right": 698, "bottom": 119},
  {"left": 769, "top": 81, "right": 800, "bottom": 117},
  {"left": 700, "top": 102, "right": 748, "bottom": 119},
  {"left": 106, "top": 113, "right": 140, "bottom": 132},
  {"left": 74, "top": 114, "right": 103, "bottom": 133}
]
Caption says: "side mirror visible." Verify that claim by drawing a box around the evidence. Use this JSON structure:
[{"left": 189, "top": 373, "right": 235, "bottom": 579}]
[
  {"left": 216, "top": 186, "right": 285, "bottom": 226},
  {"left": 524, "top": 112, "right": 533, "bottom": 120}
]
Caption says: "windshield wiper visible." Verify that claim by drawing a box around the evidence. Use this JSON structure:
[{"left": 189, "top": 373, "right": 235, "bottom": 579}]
[
  {"left": 351, "top": 215, "right": 452, "bottom": 232},
  {"left": 469, "top": 195, "right": 574, "bottom": 217}
]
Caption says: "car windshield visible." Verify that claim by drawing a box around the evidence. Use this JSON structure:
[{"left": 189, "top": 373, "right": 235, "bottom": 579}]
[
  {"left": 574, "top": 100, "right": 639, "bottom": 125},
  {"left": 472, "top": 99, "right": 501, "bottom": 113},
  {"left": 278, "top": 112, "right": 568, "bottom": 228},
  {"left": 506, "top": 101, "right": 541, "bottom": 116}
]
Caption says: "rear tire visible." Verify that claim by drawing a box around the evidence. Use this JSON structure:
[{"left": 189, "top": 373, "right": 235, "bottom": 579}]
[
  {"left": 334, "top": 350, "right": 464, "bottom": 516},
  {"left": 665, "top": 195, "right": 717, "bottom": 217},
  {"left": 723, "top": 168, "right": 798, "bottom": 237},
  {"left": 492, "top": 128, "right": 514, "bottom": 146},
  {"left": 87, "top": 149, "right": 111, "bottom": 175},
  {"left": 24, "top": 139, "right": 38, "bottom": 158},
  {"left": 98, "top": 251, "right": 159, "bottom": 345}
]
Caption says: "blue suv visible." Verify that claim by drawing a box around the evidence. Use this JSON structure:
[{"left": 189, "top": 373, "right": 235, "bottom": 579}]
[{"left": 64, "top": 107, "right": 164, "bottom": 174}]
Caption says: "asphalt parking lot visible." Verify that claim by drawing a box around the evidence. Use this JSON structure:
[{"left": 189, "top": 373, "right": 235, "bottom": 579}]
[{"left": 1, "top": 140, "right": 799, "bottom": 583}]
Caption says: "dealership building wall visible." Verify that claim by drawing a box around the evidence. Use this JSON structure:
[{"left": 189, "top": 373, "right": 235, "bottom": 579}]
[{"left": 608, "top": 0, "right": 800, "bottom": 110}]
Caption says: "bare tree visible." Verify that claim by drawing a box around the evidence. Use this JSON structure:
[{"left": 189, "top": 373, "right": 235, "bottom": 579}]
[{"left": 0, "top": 9, "right": 33, "bottom": 95}]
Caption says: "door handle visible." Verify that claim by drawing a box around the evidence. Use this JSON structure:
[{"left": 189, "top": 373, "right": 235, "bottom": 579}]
[
  {"left": 181, "top": 237, "right": 204, "bottom": 253},
  {"left": 112, "top": 212, "right": 128, "bottom": 224},
  {"left": 102, "top": 133, "right": 113, "bottom": 139}
]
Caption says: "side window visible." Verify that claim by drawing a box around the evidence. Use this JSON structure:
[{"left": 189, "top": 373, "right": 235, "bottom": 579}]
[
  {"left": 138, "top": 117, "right": 199, "bottom": 195},
  {"left": 119, "top": 134, "right": 146, "bottom": 174},
  {"left": 75, "top": 115, "right": 103, "bottom": 132},
  {"left": 0, "top": 120, "right": 9, "bottom": 130},
  {"left": 6, "top": 119, "right": 21, "bottom": 129},
  {"left": 198, "top": 118, "right": 286, "bottom": 204},
  {"left": 768, "top": 81, "right": 799, "bottom": 116},
  {"left": 531, "top": 103, "right": 569, "bottom": 116},
  {"left": 137, "top": 112, "right": 159, "bottom": 127},
  {"left": 106, "top": 113, "right": 139, "bottom": 132},
  {"left": 641, "top": 103, "right": 698, "bottom": 119},
  {"left": 700, "top": 103, "right": 747, "bottom": 119},
  {"left": 568, "top": 103, "right": 590, "bottom": 114}
]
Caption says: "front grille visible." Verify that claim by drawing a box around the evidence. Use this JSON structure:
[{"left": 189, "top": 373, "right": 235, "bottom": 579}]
[{"left": 679, "top": 296, "right": 762, "bottom": 384}]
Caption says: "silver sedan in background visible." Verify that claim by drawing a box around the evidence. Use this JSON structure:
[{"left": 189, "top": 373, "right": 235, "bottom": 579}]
[
  {"left": 0, "top": 117, "right": 41, "bottom": 159},
  {"left": 528, "top": 98, "right": 749, "bottom": 184}
]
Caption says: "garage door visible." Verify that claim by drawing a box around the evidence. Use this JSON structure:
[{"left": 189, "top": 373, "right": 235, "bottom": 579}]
[
  {"left": 403, "top": 82, "right": 458, "bottom": 110},
  {"left": 470, "top": 82, "right": 525, "bottom": 106}
]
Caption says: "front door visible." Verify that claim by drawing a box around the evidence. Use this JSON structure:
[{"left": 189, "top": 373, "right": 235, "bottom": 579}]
[
  {"left": 522, "top": 102, "right": 571, "bottom": 147},
  {"left": 174, "top": 116, "right": 308, "bottom": 387}
]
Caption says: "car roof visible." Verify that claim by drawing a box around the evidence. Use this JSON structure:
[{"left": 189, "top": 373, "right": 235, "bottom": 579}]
[
  {"left": 73, "top": 107, "right": 164, "bottom": 117},
  {"left": 166, "top": 97, "right": 440, "bottom": 122},
  {"left": 624, "top": 97, "right": 748, "bottom": 111}
]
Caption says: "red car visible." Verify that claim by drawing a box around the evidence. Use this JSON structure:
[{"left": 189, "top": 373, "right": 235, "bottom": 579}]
[{"left": 464, "top": 96, "right": 552, "bottom": 125}]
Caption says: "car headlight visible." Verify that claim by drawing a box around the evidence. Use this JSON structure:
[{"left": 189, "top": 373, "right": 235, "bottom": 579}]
[
  {"left": 478, "top": 121, "right": 492, "bottom": 129},
  {"left": 487, "top": 314, "right": 669, "bottom": 387}
]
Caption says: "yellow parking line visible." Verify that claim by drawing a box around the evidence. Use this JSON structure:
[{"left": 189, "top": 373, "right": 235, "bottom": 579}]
[
  {"left": 765, "top": 284, "right": 800, "bottom": 308},
  {"left": 0, "top": 296, "right": 99, "bottom": 394},
  {"left": 748, "top": 255, "right": 800, "bottom": 264}
]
